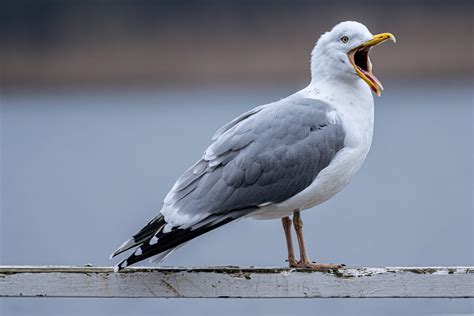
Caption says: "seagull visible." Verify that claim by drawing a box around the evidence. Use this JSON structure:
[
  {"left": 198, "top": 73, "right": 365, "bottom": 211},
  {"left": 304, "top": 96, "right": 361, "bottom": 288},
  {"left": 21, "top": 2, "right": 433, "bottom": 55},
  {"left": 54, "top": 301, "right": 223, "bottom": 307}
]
[{"left": 110, "top": 21, "right": 395, "bottom": 271}]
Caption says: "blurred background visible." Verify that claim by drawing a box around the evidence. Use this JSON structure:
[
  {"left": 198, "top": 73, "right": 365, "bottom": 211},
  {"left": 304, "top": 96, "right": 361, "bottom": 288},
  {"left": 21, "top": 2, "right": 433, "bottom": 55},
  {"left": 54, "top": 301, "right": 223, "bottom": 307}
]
[
  {"left": 1, "top": 0, "right": 473, "bottom": 315},
  {"left": 1, "top": 0, "right": 473, "bottom": 87}
]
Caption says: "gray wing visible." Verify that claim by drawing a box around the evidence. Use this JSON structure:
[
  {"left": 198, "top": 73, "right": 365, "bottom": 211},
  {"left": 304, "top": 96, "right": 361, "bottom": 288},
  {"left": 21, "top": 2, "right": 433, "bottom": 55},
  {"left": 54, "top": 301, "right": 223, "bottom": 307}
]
[
  {"left": 111, "top": 97, "right": 346, "bottom": 270},
  {"left": 163, "top": 97, "right": 345, "bottom": 228}
]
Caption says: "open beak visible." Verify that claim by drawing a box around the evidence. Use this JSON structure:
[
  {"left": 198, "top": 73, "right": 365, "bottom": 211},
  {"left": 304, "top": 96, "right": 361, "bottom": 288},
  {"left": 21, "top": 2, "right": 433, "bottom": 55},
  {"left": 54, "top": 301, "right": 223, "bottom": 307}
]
[{"left": 348, "top": 33, "right": 396, "bottom": 96}]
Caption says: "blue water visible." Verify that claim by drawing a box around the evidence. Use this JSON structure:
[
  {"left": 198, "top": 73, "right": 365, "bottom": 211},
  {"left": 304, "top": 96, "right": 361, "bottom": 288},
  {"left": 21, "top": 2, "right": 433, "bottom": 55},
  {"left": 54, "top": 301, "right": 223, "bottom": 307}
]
[{"left": 1, "top": 82, "right": 473, "bottom": 315}]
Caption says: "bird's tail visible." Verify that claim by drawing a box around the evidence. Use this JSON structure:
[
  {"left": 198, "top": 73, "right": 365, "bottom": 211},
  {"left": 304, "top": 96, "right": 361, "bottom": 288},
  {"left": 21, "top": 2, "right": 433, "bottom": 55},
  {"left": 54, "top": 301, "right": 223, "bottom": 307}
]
[{"left": 110, "top": 208, "right": 253, "bottom": 272}]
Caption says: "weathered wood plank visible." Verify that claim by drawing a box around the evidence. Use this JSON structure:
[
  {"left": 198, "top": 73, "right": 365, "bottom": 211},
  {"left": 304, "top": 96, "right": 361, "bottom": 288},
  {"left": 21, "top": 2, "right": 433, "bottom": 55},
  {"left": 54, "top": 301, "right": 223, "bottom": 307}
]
[{"left": 1, "top": 266, "right": 473, "bottom": 298}]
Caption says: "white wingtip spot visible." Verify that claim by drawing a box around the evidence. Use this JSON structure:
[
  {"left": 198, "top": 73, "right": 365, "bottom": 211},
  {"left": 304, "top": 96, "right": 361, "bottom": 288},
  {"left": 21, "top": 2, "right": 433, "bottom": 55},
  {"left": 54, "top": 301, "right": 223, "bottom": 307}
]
[
  {"left": 149, "top": 236, "right": 159, "bottom": 245},
  {"left": 163, "top": 223, "right": 173, "bottom": 234},
  {"left": 114, "top": 260, "right": 128, "bottom": 272},
  {"left": 134, "top": 248, "right": 142, "bottom": 256}
]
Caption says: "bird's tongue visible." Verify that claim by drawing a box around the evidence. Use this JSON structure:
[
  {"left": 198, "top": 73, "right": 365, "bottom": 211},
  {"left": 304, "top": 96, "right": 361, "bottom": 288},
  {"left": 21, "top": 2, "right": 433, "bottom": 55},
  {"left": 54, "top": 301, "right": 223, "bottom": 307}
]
[{"left": 360, "top": 67, "right": 384, "bottom": 92}]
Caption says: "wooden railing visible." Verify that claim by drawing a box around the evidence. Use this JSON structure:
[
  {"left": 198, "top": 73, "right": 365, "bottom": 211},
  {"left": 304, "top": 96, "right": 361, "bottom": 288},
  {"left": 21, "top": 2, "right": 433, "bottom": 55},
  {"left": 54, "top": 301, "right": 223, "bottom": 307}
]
[{"left": 1, "top": 266, "right": 473, "bottom": 298}]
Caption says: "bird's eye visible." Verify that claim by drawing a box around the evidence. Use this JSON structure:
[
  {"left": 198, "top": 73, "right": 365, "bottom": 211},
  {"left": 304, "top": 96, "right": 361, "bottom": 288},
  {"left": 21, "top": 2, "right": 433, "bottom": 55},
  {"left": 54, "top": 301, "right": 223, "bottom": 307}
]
[{"left": 340, "top": 36, "right": 349, "bottom": 43}]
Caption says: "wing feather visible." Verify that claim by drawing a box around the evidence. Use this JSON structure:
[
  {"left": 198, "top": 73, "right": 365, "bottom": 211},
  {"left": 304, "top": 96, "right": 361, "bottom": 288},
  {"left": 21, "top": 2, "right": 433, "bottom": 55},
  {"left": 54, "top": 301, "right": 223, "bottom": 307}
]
[
  {"left": 111, "top": 97, "right": 346, "bottom": 270},
  {"left": 163, "top": 97, "right": 345, "bottom": 227}
]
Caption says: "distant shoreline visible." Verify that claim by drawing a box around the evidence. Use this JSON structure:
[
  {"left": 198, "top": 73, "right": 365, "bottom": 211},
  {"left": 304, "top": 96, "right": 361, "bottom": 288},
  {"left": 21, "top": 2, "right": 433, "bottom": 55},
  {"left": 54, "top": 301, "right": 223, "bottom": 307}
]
[{"left": 1, "top": 1, "right": 472, "bottom": 86}]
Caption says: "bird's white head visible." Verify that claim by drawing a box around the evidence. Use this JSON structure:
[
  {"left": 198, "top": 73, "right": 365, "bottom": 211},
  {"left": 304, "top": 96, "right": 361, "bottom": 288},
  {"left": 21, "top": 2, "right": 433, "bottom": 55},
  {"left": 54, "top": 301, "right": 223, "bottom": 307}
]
[{"left": 310, "top": 21, "right": 396, "bottom": 96}]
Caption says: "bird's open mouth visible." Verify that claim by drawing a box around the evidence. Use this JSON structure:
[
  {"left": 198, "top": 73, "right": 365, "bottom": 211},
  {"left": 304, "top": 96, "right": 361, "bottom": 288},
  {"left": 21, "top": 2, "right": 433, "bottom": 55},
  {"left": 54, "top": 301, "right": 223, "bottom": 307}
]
[{"left": 348, "top": 33, "right": 396, "bottom": 96}]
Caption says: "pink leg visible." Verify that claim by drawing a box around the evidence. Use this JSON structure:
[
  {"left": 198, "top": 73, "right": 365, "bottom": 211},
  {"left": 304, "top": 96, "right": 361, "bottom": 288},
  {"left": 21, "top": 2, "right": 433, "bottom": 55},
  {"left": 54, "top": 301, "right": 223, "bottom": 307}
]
[
  {"left": 291, "top": 210, "right": 345, "bottom": 269},
  {"left": 281, "top": 217, "right": 298, "bottom": 267}
]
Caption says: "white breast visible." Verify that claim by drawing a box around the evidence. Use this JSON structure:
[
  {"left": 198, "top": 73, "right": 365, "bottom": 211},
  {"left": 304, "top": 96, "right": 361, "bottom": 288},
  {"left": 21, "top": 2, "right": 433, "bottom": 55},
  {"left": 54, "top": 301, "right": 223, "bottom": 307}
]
[{"left": 250, "top": 79, "right": 374, "bottom": 220}]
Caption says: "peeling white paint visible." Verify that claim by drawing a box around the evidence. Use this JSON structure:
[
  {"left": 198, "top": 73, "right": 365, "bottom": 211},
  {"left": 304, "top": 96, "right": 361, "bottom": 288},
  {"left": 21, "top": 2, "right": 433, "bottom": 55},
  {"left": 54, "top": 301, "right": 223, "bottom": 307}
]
[{"left": 1, "top": 266, "right": 472, "bottom": 298}]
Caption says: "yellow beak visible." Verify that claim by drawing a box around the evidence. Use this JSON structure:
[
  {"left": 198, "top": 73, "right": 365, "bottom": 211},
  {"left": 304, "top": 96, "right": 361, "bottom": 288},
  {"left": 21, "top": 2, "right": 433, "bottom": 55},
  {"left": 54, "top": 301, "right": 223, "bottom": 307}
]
[
  {"left": 349, "top": 33, "right": 396, "bottom": 96},
  {"left": 361, "top": 33, "right": 396, "bottom": 48}
]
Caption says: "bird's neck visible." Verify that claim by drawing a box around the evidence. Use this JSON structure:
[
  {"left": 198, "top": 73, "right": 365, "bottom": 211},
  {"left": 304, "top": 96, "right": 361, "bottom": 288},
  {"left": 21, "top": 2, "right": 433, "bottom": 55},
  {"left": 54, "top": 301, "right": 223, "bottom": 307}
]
[{"left": 302, "top": 76, "right": 373, "bottom": 111}]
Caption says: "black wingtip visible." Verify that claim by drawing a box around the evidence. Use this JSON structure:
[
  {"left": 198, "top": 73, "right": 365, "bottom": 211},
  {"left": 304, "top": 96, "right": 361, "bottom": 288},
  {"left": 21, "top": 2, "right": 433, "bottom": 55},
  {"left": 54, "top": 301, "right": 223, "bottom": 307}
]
[
  {"left": 110, "top": 215, "right": 166, "bottom": 259},
  {"left": 120, "top": 215, "right": 238, "bottom": 268},
  {"left": 112, "top": 208, "right": 253, "bottom": 270}
]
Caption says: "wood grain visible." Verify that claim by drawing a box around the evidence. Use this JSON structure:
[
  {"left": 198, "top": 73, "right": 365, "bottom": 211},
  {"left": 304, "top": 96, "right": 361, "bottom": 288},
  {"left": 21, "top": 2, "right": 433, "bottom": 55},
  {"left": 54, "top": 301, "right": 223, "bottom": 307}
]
[{"left": 1, "top": 266, "right": 473, "bottom": 298}]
